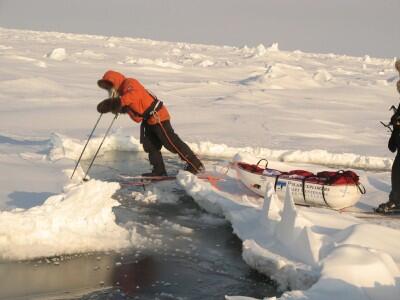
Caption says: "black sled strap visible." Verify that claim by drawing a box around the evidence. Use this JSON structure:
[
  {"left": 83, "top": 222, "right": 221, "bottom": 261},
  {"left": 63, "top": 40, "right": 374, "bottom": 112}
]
[{"left": 139, "top": 99, "right": 163, "bottom": 144}]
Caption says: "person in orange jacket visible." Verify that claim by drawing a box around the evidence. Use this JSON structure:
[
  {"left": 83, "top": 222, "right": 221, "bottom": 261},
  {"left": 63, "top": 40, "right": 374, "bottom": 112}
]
[{"left": 96, "top": 70, "right": 204, "bottom": 176}]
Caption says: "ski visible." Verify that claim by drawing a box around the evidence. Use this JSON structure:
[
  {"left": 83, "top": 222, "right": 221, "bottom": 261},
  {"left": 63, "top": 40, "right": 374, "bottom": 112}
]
[
  {"left": 118, "top": 173, "right": 225, "bottom": 187},
  {"left": 118, "top": 175, "right": 176, "bottom": 187},
  {"left": 119, "top": 174, "right": 177, "bottom": 181},
  {"left": 341, "top": 208, "right": 400, "bottom": 219}
]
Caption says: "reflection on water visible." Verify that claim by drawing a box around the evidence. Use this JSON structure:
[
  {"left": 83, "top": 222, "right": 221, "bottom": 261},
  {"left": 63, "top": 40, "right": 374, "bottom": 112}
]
[
  {"left": 0, "top": 253, "right": 115, "bottom": 299},
  {"left": 0, "top": 151, "right": 278, "bottom": 300}
]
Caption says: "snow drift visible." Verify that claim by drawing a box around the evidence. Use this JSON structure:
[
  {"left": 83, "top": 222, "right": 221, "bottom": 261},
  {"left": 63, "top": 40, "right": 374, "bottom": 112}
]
[{"left": 0, "top": 180, "right": 131, "bottom": 260}]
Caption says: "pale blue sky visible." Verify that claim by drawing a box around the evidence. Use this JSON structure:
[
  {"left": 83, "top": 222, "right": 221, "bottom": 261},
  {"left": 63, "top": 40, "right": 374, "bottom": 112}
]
[{"left": 0, "top": 0, "right": 398, "bottom": 58}]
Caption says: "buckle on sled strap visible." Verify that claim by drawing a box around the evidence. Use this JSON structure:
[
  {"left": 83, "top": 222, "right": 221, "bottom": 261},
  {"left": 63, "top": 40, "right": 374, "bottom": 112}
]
[{"left": 142, "top": 99, "right": 163, "bottom": 121}]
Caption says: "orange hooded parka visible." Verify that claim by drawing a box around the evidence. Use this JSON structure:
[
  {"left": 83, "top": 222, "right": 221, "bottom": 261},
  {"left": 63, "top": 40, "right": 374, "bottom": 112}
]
[{"left": 99, "top": 70, "right": 170, "bottom": 125}]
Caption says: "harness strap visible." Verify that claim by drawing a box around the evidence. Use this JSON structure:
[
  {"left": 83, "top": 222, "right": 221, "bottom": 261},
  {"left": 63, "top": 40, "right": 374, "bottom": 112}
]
[
  {"left": 126, "top": 89, "right": 163, "bottom": 121},
  {"left": 139, "top": 99, "right": 164, "bottom": 144},
  {"left": 140, "top": 99, "right": 163, "bottom": 120}
]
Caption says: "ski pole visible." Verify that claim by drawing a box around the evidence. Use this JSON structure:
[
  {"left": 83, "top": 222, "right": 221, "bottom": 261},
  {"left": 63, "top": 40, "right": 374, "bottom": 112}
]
[
  {"left": 380, "top": 121, "right": 393, "bottom": 133},
  {"left": 83, "top": 113, "right": 119, "bottom": 182},
  {"left": 71, "top": 113, "right": 103, "bottom": 179}
]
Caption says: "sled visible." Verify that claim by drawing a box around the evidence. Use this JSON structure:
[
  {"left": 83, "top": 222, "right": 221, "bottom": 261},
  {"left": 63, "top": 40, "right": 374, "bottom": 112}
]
[{"left": 234, "top": 160, "right": 366, "bottom": 210}]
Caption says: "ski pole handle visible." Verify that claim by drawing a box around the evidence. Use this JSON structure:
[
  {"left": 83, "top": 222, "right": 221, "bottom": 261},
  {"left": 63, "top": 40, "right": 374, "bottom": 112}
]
[{"left": 71, "top": 113, "right": 103, "bottom": 179}]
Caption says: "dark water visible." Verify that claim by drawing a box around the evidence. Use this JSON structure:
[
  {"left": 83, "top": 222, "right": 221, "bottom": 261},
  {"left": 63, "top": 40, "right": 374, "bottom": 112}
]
[{"left": 0, "top": 151, "right": 278, "bottom": 300}]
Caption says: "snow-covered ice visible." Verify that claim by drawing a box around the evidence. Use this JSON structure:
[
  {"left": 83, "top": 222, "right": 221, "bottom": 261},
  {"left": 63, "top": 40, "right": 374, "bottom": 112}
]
[
  {"left": 50, "top": 133, "right": 395, "bottom": 171},
  {"left": 176, "top": 170, "right": 400, "bottom": 300},
  {"left": 1, "top": 26, "right": 399, "bottom": 299},
  {"left": 0, "top": 179, "right": 131, "bottom": 260}
]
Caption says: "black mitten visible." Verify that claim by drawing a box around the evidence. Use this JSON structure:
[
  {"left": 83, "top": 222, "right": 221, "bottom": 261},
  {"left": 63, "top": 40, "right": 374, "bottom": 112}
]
[{"left": 97, "top": 98, "right": 121, "bottom": 114}]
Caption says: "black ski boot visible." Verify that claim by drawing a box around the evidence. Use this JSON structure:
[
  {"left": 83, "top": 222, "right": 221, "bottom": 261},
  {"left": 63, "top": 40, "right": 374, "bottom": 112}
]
[{"left": 375, "top": 200, "right": 400, "bottom": 213}]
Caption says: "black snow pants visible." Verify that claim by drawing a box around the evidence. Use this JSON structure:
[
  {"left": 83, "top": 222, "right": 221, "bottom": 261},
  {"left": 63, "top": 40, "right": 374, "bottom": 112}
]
[
  {"left": 388, "top": 128, "right": 400, "bottom": 205},
  {"left": 390, "top": 153, "right": 400, "bottom": 205},
  {"left": 141, "top": 120, "right": 202, "bottom": 174}
]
